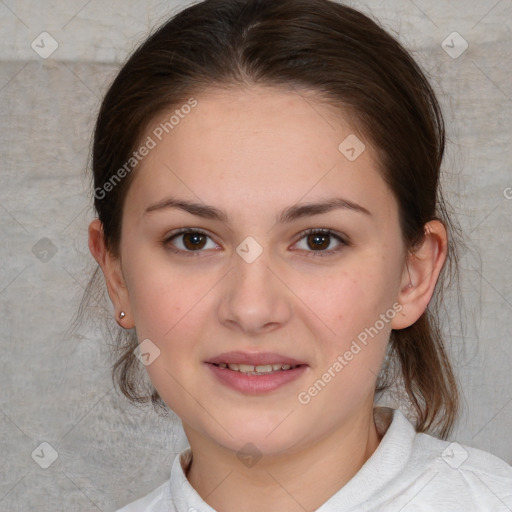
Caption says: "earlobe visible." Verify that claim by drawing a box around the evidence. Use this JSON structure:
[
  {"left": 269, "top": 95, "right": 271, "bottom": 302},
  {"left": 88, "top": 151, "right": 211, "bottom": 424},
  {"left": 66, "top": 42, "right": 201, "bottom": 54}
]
[
  {"left": 88, "top": 219, "right": 134, "bottom": 328},
  {"left": 391, "top": 220, "right": 448, "bottom": 330}
]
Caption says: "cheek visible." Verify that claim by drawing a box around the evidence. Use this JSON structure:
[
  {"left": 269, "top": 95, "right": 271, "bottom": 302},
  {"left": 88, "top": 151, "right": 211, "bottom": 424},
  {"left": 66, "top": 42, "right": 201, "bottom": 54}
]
[
  {"left": 122, "top": 243, "right": 213, "bottom": 339},
  {"left": 301, "top": 274, "right": 394, "bottom": 412},
  {"left": 131, "top": 278, "right": 207, "bottom": 343},
  {"left": 128, "top": 270, "right": 212, "bottom": 411},
  {"left": 129, "top": 276, "right": 178, "bottom": 339},
  {"left": 314, "top": 267, "right": 395, "bottom": 337},
  {"left": 304, "top": 263, "right": 398, "bottom": 391}
]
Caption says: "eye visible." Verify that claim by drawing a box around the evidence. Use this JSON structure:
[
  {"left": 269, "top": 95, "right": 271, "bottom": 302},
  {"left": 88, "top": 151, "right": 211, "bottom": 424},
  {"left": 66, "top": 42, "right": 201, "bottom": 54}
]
[
  {"left": 293, "top": 229, "right": 347, "bottom": 255},
  {"left": 164, "top": 229, "right": 219, "bottom": 253}
]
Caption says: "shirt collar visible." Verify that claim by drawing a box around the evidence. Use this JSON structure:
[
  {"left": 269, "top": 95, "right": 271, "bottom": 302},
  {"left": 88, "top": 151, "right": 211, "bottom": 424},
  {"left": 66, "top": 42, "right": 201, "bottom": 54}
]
[{"left": 169, "top": 407, "right": 415, "bottom": 512}]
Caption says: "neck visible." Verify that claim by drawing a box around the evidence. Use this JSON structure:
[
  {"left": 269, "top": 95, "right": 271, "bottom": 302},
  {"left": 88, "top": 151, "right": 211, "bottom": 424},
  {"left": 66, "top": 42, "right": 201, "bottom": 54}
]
[{"left": 184, "top": 405, "right": 382, "bottom": 512}]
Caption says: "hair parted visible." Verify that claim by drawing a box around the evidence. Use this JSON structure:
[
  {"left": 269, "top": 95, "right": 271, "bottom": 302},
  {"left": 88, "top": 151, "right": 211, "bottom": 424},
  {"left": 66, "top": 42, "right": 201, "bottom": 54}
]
[{"left": 87, "top": 0, "right": 461, "bottom": 439}]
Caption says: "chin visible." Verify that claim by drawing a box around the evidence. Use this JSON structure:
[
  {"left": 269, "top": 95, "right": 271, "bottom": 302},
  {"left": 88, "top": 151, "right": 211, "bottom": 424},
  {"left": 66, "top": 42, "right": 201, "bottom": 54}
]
[{"left": 196, "top": 412, "right": 312, "bottom": 457}]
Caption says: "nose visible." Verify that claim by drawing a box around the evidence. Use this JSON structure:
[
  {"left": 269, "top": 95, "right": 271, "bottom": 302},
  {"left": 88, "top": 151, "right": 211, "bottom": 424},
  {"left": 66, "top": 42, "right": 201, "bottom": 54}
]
[{"left": 217, "top": 249, "right": 293, "bottom": 336}]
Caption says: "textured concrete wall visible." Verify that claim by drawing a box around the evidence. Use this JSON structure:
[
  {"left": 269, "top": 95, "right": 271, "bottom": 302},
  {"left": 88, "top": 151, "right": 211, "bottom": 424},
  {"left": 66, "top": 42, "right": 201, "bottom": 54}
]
[{"left": 1, "top": 0, "right": 511, "bottom": 510}]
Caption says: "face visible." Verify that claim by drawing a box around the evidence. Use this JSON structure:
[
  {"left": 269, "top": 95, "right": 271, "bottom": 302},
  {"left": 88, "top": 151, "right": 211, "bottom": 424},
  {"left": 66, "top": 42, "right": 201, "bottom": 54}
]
[{"left": 116, "top": 86, "right": 408, "bottom": 455}]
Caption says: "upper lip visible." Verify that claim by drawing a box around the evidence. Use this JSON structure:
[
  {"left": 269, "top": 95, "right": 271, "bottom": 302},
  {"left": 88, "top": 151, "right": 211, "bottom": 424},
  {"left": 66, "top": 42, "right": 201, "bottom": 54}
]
[{"left": 206, "top": 351, "right": 307, "bottom": 366}]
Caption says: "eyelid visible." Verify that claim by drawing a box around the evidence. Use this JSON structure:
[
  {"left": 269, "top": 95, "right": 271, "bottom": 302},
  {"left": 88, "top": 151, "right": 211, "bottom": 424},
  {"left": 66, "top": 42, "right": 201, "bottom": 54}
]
[
  {"left": 163, "top": 227, "right": 221, "bottom": 254},
  {"left": 163, "top": 227, "right": 349, "bottom": 257},
  {"left": 164, "top": 227, "right": 209, "bottom": 242},
  {"left": 291, "top": 228, "right": 349, "bottom": 256}
]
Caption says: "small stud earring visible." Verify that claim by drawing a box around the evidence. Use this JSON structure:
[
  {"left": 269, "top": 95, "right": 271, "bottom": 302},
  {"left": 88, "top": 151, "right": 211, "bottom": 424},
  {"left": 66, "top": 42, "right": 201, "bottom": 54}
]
[{"left": 119, "top": 311, "right": 126, "bottom": 320}]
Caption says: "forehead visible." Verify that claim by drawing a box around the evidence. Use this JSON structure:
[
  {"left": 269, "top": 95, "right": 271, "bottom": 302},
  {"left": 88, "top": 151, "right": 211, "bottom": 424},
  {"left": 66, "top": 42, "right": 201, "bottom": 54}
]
[{"left": 126, "top": 85, "right": 395, "bottom": 221}]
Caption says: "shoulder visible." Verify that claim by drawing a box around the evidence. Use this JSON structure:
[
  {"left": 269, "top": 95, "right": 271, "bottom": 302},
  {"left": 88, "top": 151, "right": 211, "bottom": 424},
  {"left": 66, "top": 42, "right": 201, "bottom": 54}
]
[
  {"left": 114, "top": 449, "right": 192, "bottom": 512},
  {"left": 406, "top": 417, "right": 512, "bottom": 510},
  {"left": 413, "top": 424, "right": 512, "bottom": 478},
  {"left": 366, "top": 408, "right": 512, "bottom": 511},
  {"left": 115, "top": 481, "right": 169, "bottom": 512}
]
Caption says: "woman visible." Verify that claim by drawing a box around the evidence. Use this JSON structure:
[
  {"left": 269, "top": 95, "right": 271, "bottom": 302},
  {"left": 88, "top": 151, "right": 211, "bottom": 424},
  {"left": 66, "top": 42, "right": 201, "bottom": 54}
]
[{"left": 86, "top": 0, "right": 512, "bottom": 509}]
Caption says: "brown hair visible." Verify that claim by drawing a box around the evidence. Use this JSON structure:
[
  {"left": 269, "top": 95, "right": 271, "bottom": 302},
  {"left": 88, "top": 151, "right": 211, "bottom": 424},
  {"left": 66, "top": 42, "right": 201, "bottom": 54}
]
[{"left": 88, "top": 0, "right": 460, "bottom": 438}]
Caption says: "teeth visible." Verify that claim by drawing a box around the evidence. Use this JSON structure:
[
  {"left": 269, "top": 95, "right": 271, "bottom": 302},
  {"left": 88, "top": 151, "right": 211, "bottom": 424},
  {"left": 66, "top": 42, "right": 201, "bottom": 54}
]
[
  {"left": 220, "top": 363, "right": 297, "bottom": 373},
  {"left": 238, "top": 364, "right": 255, "bottom": 373},
  {"left": 255, "top": 364, "right": 273, "bottom": 373}
]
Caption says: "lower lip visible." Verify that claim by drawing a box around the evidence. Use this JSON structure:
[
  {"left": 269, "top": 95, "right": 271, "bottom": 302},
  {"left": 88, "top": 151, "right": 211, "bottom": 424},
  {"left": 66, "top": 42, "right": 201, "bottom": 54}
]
[{"left": 206, "top": 363, "right": 308, "bottom": 394}]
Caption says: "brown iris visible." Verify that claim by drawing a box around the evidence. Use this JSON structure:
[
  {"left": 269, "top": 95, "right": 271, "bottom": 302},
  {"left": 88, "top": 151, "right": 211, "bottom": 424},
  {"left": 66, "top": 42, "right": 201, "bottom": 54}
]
[
  {"left": 183, "top": 232, "right": 208, "bottom": 250},
  {"left": 307, "top": 233, "right": 330, "bottom": 250}
]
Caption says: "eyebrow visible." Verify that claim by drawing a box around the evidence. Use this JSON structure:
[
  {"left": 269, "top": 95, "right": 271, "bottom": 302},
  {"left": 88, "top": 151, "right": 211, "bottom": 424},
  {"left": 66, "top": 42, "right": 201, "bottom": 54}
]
[{"left": 144, "top": 196, "right": 371, "bottom": 223}]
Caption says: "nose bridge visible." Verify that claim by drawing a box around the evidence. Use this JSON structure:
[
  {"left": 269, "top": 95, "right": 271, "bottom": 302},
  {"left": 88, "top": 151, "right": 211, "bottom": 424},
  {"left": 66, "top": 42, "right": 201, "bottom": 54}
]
[{"left": 217, "top": 243, "right": 292, "bottom": 334}]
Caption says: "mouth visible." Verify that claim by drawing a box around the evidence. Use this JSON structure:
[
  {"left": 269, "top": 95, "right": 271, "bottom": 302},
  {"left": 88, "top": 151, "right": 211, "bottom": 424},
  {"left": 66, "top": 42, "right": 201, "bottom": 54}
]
[
  {"left": 205, "top": 351, "right": 308, "bottom": 394},
  {"left": 210, "top": 362, "right": 301, "bottom": 376}
]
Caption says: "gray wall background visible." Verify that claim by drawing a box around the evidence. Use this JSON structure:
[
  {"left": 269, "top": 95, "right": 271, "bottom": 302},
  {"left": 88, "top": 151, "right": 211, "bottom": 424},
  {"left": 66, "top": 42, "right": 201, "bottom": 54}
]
[{"left": 1, "top": 0, "right": 511, "bottom": 510}]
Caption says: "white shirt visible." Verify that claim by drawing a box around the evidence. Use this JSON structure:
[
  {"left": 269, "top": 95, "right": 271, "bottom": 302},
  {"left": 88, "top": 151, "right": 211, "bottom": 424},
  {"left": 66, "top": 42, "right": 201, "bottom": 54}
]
[{"left": 116, "top": 407, "right": 512, "bottom": 511}]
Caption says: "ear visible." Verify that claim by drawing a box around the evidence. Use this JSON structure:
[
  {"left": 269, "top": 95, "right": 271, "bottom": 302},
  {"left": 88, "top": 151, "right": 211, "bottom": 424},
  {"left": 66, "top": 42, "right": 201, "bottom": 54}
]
[
  {"left": 391, "top": 220, "right": 448, "bottom": 330},
  {"left": 88, "top": 219, "right": 134, "bottom": 328}
]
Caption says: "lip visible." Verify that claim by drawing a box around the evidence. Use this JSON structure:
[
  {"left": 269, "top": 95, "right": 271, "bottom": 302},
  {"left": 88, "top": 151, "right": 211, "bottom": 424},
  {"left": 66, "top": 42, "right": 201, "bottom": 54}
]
[
  {"left": 206, "top": 351, "right": 307, "bottom": 367},
  {"left": 205, "top": 351, "right": 308, "bottom": 395}
]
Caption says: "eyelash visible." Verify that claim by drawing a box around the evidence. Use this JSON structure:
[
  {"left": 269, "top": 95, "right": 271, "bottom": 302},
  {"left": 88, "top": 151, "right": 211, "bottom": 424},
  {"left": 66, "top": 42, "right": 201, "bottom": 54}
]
[
  {"left": 163, "top": 228, "right": 348, "bottom": 257},
  {"left": 293, "top": 228, "right": 348, "bottom": 257}
]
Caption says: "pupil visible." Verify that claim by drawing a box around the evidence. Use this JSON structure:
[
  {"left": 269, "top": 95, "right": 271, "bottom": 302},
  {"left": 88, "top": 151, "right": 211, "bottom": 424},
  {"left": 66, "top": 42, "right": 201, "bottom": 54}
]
[
  {"left": 308, "top": 233, "right": 329, "bottom": 250},
  {"left": 184, "top": 233, "right": 206, "bottom": 250}
]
